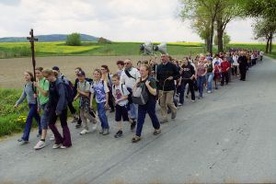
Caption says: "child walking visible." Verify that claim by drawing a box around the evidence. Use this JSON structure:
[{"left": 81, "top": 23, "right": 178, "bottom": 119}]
[
  {"left": 90, "top": 69, "right": 110, "bottom": 135},
  {"left": 111, "top": 74, "right": 130, "bottom": 138},
  {"left": 14, "top": 71, "right": 41, "bottom": 144},
  {"left": 74, "top": 70, "right": 98, "bottom": 135}
]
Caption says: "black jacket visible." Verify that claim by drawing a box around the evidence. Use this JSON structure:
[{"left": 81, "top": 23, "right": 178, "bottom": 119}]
[
  {"left": 181, "top": 64, "right": 195, "bottom": 79},
  {"left": 157, "top": 62, "right": 180, "bottom": 91},
  {"left": 47, "top": 78, "right": 67, "bottom": 115}
]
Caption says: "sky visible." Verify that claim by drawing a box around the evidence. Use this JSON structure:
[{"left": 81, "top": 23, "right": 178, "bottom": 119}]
[{"left": 0, "top": 0, "right": 258, "bottom": 43}]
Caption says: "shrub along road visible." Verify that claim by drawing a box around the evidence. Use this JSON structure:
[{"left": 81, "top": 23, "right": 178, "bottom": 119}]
[{"left": 0, "top": 57, "right": 276, "bottom": 183}]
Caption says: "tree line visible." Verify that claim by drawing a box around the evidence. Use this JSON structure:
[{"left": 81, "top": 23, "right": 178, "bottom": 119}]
[{"left": 179, "top": 0, "right": 276, "bottom": 54}]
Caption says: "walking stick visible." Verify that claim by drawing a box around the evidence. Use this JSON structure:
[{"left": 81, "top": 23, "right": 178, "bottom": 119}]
[{"left": 27, "top": 29, "right": 38, "bottom": 93}]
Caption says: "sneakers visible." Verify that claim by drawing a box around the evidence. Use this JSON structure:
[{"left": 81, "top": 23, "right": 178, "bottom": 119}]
[
  {"left": 75, "top": 123, "right": 82, "bottom": 129},
  {"left": 52, "top": 143, "right": 61, "bottom": 149},
  {"left": 60, "top": 145, "right": 71, "bottom": 149},
  {"left": 171, "top": 111, "right": 177, "bottom": 120},
  {"left": 80, "top": 129, "right": 89, "bottom": 135},
  {"left": 92, "top": 123, "right": 98, "bottom": 131},
  {"left": 130, "top": 121, "right": 136, "bottom": 131},
  {"left": 71, "top": 116, "right": 79, "bottom": 123},
  {"left": 207, "top": 91, "right": 211, "bottom": 94},
  {"left": 177, "top": 103, "right": 183, "bottom": 107},
  {"left": 114, "top": 130, "right": 123, "bottom": 138},
  {"left": 34, "top": 140, "right": 45, "bottom": 150},
  {"left": 102, "top": 129, "right": 110, "bottom": 135},
  {"left": 17, "top": 138, "right": 28, "bottom": 144},
  {"left": 49, "top": 135, "right": 55, "bottom": 141},
  {"left": 160, "top": 119, "right": 168, "bottom": 124}
]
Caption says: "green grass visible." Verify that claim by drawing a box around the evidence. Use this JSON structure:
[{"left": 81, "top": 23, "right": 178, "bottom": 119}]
[
  {"left": 0, "top": 41, "right": 205, "bottom": 58},
  {"left": 0, "top": 41, "right": 275, "bottom": 59},
  {"left": 0, "top": 88, "right": 88, "bottom": 138},
  {"left": 0, "top": 88, "right": 28, "bottom": 137}
]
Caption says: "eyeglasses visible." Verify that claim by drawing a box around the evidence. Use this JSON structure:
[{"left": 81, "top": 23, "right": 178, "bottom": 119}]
[
  {"left": 100, "top": 68, "right": 106, "bottom": 70},
  {"left": 124, "top": 63, "right": 130, "bottom": 65}
]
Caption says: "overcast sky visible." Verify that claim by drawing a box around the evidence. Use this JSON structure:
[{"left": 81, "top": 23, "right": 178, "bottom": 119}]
[{"left": 0, "top": 0, "right": 257, "bottom": 43}]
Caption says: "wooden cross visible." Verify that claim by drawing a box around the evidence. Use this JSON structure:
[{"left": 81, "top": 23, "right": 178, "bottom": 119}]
[{"left": 27, "top": 29, "right": 38, "bottom": 82}]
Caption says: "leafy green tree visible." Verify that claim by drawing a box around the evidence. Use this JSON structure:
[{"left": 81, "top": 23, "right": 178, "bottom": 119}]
[
  {"left": 215, "top": 0, "right": 243, "bottom": 52},
  {"left": 253, "top": 18, "right": 276, "bottom": 53},
  {"left": 179, "top": 0, "right": 223, "bottom": 55},
  {"left": 242, "top": 0, "right": 276, "bottom": 53},
  {"left": 66, "top": 33, "right": 81, "bottom": 46}
]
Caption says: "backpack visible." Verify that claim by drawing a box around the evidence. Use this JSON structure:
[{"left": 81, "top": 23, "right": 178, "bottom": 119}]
[
  {"left": 60, "top": 76, "right": 74, "bottom": 103},
  {"left": 131, "top": 79, "right": 150, "bottom": 105}
]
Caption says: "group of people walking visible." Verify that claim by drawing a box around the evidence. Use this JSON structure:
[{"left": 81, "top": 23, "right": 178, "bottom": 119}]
[{"left": 14, "top": 49, "right": 262, "bottom": 150}]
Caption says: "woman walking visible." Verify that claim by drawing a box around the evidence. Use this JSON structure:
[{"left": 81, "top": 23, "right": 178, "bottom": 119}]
[
  {"left": 205, "top": 59, "right": 214, "bottom": 93},
  {"left": 14, "top": 71, "right": 41, "bottom": 144},
  {"left": 33, "top": 67, "right": 50, "bottom": 150},
  {"left": 42, "top": 69, "right": 72, "bottom": 149},
  {"left": 197, "top": 58, "right": 207, "bottom": 98},
  {"left": 132, "top": 64, "right": 161, "bottom": 143}
]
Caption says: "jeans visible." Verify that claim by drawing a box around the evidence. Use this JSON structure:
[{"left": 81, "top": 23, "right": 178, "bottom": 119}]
[
  {"left": 128, "top": 103, "right": 138, "bottom": 120},
  {"left": 97, "top": 102, "right": 109, "bottom": 129},
  {"left": 197, "top": 76, "right": 205, "bottom": 97},
  {"left": 40, "top": 104, "right": 49, "bottom": 130},
  {"left": 136, "top": 99, "right": 160, "bottom": 137},
  {"left": 206, "top": 72, "right": 214, "bottom": 92},
  {"left": 179, "top": 79, "right": 195, "bottom": 104},
  {"left": 21, "top": 104, "right": 41, "bottom": 141},
  {"left": 48, "top": 107, "right": 72, "bottom": 147}
]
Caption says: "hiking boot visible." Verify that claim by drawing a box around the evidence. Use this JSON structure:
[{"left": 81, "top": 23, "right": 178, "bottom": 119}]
[
  {"left": 130, "top": 121, "right": 136, "bottom": 131},
  {"left": 153, "top": 129, "right": 161, "bottom": 135},
  {"left": 34, "top": 140, "right": 46, "bottom": 150},
  {"left": 171, "top": 111, "right": 177, "bottom": 120},
  {"left": 131, "top": 135, "right": 141, "bottom": 143},
  {"left": 114, "top": 130, "right": 123, "bottom": 138},
  {"left": 102, "top": 129, "right": 110, "bottom": 135}
]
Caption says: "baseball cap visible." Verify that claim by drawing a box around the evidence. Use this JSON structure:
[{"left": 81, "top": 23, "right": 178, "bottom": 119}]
[{"left": 52, "top": 66, "right": 60, "bottom": 71}]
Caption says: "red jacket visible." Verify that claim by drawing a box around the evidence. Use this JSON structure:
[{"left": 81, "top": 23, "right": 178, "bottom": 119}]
[{"left": 221, "top": 61, "right": 231, "bottom": 73}]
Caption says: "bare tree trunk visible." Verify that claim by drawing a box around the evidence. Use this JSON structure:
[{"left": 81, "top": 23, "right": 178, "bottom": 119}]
[
  {"left": 216, "top": 15, "right": 224, "bottom": 53},
  {"left": 265, "top": 37, "right": 269, "bottom": 53},
  {"left": 209, "top": 19, "right": 215, "bottom": 56},
  {"left": 269, "top": 33, "right": 273, "bottom": 53}
]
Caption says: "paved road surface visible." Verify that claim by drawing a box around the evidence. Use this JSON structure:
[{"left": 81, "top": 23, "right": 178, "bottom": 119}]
[{"left": 1, "top": 57, "right": 276, "bottom": 184}]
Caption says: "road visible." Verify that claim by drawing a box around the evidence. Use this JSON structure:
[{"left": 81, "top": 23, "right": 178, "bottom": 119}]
[{"left": 1, "top": 57, "right": 276, "bottom": 184}]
